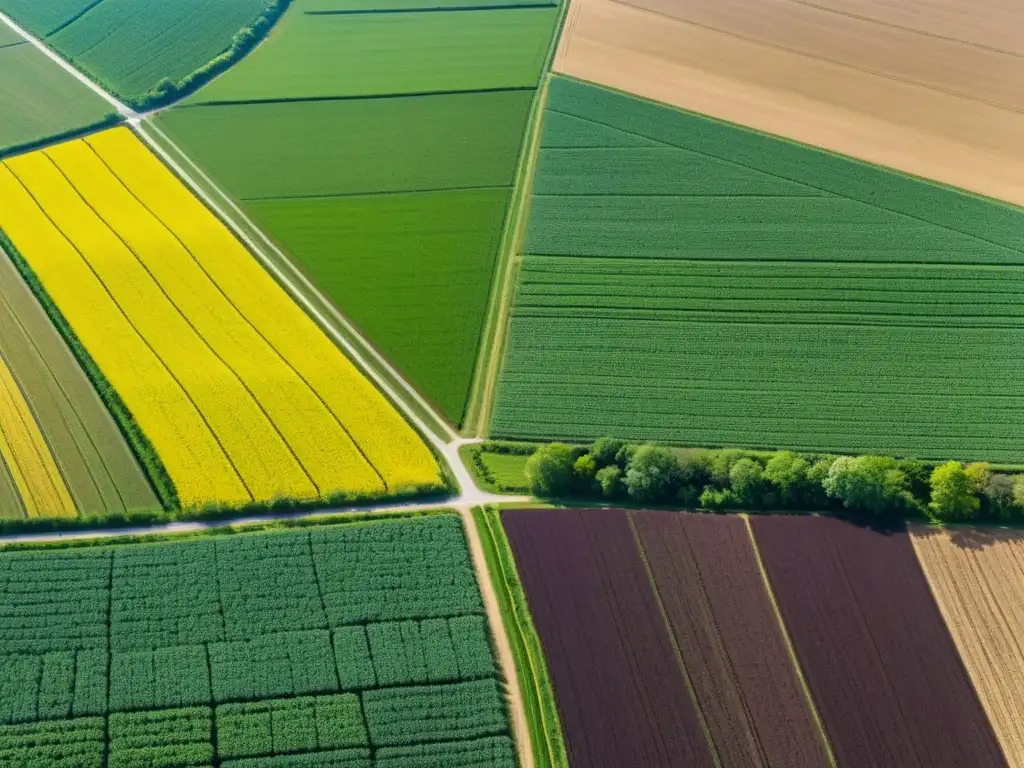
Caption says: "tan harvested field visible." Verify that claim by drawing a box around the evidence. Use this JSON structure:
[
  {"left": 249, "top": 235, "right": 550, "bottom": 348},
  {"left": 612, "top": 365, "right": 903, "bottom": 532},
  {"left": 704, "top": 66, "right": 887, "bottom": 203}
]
[
  {"left": 554, "top": 0, "right": 1024, "bottom": 205},
  {"left": 910, "top": 525, "right": 1024, "bottom": 767}
]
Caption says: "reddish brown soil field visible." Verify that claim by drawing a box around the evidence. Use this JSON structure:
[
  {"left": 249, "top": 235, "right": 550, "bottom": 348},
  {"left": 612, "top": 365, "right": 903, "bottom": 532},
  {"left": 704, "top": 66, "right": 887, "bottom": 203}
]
[
  {"left": 751, "top": 515, "right": 1006, "bottom": 768},
  {"left": 632, "top": 511, "right": 830, "bottom": 767},
  {"left": 502, "top": 508, "right": 715, "bottom": 767}
]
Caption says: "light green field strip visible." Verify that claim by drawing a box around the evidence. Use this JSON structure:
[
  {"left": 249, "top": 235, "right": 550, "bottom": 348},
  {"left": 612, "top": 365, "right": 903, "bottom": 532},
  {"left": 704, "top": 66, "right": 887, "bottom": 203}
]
[
  {"left": 187, "top": 6, "right": 559, "bottom": 103},
  {"left": 0, "top": 454, "right": 24, "bottom": 518},
  {"left": 0, "top": 24, "right": 22, "bottom": 46},
  {"left": 0, "top": 251, "right": 158, "bottom": 516},
  {"left": 0, "top": 43, "right": 113, "bottom": 156}
]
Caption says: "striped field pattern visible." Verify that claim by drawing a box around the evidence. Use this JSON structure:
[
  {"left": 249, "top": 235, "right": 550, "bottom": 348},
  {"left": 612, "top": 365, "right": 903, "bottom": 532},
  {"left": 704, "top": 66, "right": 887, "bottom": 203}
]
[{"left": 0, "top": 127, "right": 441, "bottom": 510}]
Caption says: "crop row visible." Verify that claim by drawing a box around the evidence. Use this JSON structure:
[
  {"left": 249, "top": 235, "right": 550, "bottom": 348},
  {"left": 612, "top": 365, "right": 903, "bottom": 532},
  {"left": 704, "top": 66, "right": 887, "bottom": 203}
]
[{"left": 0, "top": 683, "right": 510, "bottom": 766}]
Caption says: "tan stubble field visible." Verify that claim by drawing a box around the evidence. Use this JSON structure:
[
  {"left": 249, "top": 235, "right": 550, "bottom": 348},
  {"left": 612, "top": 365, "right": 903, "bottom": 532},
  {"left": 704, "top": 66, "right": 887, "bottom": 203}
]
[
  {"left": 910, "top": 525, "right": 1024, "bottom": 767},
  {"left": 553, "top": 0, "right": 1024, "bottom": 206}
]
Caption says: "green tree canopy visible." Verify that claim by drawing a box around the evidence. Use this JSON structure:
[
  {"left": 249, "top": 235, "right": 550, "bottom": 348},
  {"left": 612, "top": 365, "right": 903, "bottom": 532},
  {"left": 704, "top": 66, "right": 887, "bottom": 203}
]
[
  {"left": 525, "top": 443, "right": 575, "bottom": 497},
  {"left": 823, "top": 455, "right": 913, "bottom": 516},
  {"left": 625, "top": 445, "right": 681, "bottom": 503},
  {"left": 929, "top": 461, "right": 980, "bottom": 522}
]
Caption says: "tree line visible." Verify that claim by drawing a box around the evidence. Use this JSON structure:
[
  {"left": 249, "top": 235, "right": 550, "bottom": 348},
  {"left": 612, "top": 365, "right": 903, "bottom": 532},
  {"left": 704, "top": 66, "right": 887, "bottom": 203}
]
[{"left": 525, "top": 438, "right": 1024, "bottom": 523}]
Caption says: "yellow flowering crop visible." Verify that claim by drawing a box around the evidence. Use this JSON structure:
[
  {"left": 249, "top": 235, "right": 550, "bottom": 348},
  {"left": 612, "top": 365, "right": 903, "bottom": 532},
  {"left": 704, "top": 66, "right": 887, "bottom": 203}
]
[
  {"left": 0, "top": 128, "right": 440, "bottom": 510},
  {"left": 0, "top": 352, "right": 76, "bottom": 519}
]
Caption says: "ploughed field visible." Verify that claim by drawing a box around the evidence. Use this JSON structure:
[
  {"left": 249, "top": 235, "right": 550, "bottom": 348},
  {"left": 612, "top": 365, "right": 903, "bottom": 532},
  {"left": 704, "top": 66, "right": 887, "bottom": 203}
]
[
  {"left": 504, "top": 508, "right": 1009, "bottom": 767},
  {"left": 0, "top": 515, "right": 517, "bottom": 767},
  {"left": 155, "top": 0, "right": 564, "bottom": 425},
  {"left": 0, "top": 127, "right": 440, "bottom": 513},
  {"left": 492, "top": 76, "right": 1024, "bottom": 462}
]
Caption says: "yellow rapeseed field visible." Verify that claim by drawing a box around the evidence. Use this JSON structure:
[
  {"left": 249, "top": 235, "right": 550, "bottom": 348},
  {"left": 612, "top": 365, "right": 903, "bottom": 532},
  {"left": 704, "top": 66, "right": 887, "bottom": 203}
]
[
  {"left": 0, "top": 352, "right": 76, "bottom": 518},
  {"left": 910, "top": 525, "right": 1024, "bottom": 767},
  {"left": 0, "top": 127, "right": 440, "bottom": 510}
]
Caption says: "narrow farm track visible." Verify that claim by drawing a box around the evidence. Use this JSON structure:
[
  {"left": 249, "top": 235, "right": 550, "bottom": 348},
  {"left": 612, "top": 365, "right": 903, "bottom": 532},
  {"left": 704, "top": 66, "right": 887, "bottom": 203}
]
[{"left": 458, "top": 504, "right": 535, "bottom": 768}]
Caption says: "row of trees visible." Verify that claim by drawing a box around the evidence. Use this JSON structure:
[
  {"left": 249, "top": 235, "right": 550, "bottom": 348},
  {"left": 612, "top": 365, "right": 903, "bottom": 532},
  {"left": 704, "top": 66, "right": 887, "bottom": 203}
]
[{"left": 524, "top": 438, "right": 1024, "bottom": 523}]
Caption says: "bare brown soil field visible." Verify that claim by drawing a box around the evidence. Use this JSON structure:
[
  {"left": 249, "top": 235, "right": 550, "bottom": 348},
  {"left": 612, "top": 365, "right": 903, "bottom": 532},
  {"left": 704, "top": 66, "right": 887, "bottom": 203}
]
[
  {"left": 751, "top": 515, "right": 1006, "bottom": 768},
  {"left": 502, "top": 508, "right": 715, "bottom": 767},
  {"left": 910, "top": 525, "right": 1024, "bottom": 768},
  {"left": 553, "top": 0, "right": 1024, "bottom": 206},
  {"left": 632, "top": 511, "right": 831, "bottom": 768}
]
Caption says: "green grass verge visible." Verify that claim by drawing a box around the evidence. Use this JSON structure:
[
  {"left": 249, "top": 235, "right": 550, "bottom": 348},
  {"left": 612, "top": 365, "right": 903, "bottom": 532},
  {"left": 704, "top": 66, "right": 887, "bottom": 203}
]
[
  {"left": 473, "top": 505, "right": 568, "bottom": 768},
  {"left": 0, "top": 230, "right": 180, "bottom": 512}
]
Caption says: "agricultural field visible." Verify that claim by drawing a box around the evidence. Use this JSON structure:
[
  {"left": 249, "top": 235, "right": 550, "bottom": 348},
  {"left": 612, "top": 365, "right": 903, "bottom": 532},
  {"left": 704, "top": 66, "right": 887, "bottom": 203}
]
[
  {"left": 0, "top": 514, "right": 517, "bottom": 765},
  {"left": 0, "top": 0, "right": 279, "bottom": 105},
  {"left": 505, "top": 508, "right": 1020, "bottom": 767},
  {"left": 0, "top": 127, "right": 441, "bottom": 511},
  {"left": 187, "top": 6, "right": 558, "bottom": 103},
  {"left": 504, "top": 507, "right": 834, "bottom": 766},
  {"left": 752, "top": 515, "right": 1004, "bottom": 767},
  {"left": 155, "top": 0, "right": 563, "bottom": 425},
  {"left": 0, "top": 252, "right": 157, "bottom": 520},
  {"left": 910, "top": 526, "right": 1024, "bottom": 767},
  {"left": 552, "top": 0, "right": 1024, "bottom": 206},
  {"left": 0, "top": 39, "right": 114, "bottom": 156},
  {"left": 491, "top": 76, "right": 1024, "bottom": 462},
  {"left": 502, "top": 507, "right": 715, "bottom": 766}
]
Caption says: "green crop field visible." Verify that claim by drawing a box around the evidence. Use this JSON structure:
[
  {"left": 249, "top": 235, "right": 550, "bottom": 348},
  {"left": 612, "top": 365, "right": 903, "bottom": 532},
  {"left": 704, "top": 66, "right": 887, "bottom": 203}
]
[
  {"left": 0, "top": 42, "right": 113, "bottom": 155},
  {"left": 296, "top": 0, "right": 552, "bottom": 11},
  {"left": 0, "top": 0, "right": 276, "bottom": 105},
  {"left": 0, "top": 251, "right": 158, "bottom": 517},
  {"left": 0, "top": 0, "right": 93, "bottom": 37},
  {"left": 0, "top": 515, "right": 515, "bottom": 764},
  {"left": 158, "top": 91, "right": 532, "bottom": 199},
  {"left": 156, "top": 0, "right": 561, "bottom": 426},
  {"left": 491, "top": 75, "right": 1024, "bottom": 462},
  {"left": 0, "top": 26, "right": 21, "bottom": 46},
  {"left": 187, "top": 6, "right": 558, "bottom": 103},
  {"left": 247, "top": 189, "right": 509, "bottom": 424}
]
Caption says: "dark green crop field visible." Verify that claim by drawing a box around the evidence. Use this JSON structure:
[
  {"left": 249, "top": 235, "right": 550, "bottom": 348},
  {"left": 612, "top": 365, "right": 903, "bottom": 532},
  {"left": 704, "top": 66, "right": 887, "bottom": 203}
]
[
  {"left": 0, "top": 0, "right": 276, "bottom": 105},
  {"left": 247, "top": 188, "right": 509, "bottom": 425},
  {"left": 0, "top": 515, "right": 515, "bottom": 765},
  {"left": 491, "top": 76, "right": 1024, "bottom": 462}
]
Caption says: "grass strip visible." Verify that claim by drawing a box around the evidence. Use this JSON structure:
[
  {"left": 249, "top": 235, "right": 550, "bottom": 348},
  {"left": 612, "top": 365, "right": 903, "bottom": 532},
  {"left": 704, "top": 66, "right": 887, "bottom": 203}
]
[
  {"left": 0, "top": 229, "right": 179, "bottom": 511},
  {"left": 0, "top": 113, "right": 122, "bottom": 161},
  {"left": 473, "top": 505, "right": 568, "bottom": 768}
]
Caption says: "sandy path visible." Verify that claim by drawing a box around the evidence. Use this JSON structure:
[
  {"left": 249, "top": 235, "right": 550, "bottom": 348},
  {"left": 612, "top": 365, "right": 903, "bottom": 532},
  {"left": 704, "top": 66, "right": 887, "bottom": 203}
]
[
  {"left": 553, "top": 0, "right": 1024, "bottom": 206},
  {"left": 457, "top": 504, "right": 534, "bottom": 768}
]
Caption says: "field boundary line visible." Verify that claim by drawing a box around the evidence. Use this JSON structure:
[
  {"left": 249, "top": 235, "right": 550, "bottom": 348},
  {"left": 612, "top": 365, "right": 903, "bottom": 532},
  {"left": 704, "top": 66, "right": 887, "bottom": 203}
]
[
  {"left": 465, "top": 0, "right": 573, "bottom": 436},
  {"left": 743, "top": 515, "right": 838, "bottom": 768},
  {"left": 133, "top": 118, "right": 459, "bottom": 446},
  {"left": 625, "top": 511, "right": 723, "bottom": 768},
  {"left": 458, "top": 504, "right": 534, "bottom": 768},
  {"left": 476, "top": 505, "right": 569, "bottom": 768},
  {"left": 0, "top": 10, "right": 136, "bottom": 118}
]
